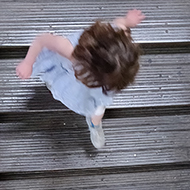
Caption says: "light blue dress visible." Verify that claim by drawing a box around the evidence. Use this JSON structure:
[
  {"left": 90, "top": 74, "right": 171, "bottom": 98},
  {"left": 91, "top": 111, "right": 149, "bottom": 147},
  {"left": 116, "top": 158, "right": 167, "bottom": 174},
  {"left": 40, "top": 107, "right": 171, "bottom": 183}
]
[{"left": 31, "top": 31, "right": 113, "bottom": 117}]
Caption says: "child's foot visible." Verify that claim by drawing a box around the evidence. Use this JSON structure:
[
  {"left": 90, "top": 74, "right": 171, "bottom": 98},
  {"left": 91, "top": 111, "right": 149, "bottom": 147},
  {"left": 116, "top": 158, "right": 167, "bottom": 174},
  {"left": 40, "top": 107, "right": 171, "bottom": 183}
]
[{"left": 86, "top": 117, "right": 105, "bottom": 149}]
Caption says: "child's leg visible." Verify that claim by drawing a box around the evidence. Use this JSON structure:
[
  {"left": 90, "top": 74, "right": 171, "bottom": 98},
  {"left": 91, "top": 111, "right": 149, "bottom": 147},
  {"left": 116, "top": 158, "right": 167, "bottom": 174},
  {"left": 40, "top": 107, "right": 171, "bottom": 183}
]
[
  {"left": 91, "top": 106, "right": 105, "bottom": 125},
  {"left": 91, "top": 113, "right": 104, "bottom": 126},
  {"left": 86, "top": 106, "right": 106, "bottom": 149}
]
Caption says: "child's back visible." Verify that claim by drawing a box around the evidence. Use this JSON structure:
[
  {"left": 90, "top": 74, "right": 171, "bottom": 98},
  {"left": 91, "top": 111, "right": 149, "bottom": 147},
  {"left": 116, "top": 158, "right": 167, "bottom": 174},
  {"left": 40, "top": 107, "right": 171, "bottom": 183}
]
[{"left": 31, "top": 30, "right": 113, "bottom": 117}]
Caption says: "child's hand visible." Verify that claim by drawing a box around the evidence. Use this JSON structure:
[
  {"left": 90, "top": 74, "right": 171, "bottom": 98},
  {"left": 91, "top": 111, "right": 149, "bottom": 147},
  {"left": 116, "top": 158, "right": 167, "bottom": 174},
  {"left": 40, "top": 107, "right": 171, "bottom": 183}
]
[
  {"left": 16, "top": 59, "right": 33, "bottom": 79},
  {"left": 125, "top": 9, "right": 145, "bottom": 27},
  {"left": 113, "top": 9, "right": 145, "bottom": 29}
]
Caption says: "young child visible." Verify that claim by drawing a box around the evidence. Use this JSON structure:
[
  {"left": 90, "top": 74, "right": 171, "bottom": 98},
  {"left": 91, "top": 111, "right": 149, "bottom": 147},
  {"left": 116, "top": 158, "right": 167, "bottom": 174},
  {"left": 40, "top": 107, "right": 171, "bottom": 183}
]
[{"left": 16, "top": 9, "right": 145, "bottom": 149}]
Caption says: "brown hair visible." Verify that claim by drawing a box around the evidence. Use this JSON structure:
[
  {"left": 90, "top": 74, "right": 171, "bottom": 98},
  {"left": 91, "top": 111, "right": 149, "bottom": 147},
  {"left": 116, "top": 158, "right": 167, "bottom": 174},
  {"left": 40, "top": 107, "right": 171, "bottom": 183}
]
[{"left": 72, "top": 21, "right": 140, "bottom": 94}]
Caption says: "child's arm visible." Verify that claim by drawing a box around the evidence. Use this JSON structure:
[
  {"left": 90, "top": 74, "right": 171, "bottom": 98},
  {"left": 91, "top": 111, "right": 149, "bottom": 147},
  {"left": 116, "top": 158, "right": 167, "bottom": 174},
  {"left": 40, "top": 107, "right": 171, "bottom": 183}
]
[
  {"left": 16, "top": 34, "right": 73, "bottom": 79},
  {"left": 113, "top": 9, "right": 145, "bottom": 29}
]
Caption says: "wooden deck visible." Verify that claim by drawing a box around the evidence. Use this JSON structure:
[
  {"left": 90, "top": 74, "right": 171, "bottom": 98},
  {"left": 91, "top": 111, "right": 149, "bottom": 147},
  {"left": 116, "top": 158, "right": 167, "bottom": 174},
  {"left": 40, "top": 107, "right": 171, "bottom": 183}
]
[{"left": 0, "top": 0, "right": 190, "bottom": 189}]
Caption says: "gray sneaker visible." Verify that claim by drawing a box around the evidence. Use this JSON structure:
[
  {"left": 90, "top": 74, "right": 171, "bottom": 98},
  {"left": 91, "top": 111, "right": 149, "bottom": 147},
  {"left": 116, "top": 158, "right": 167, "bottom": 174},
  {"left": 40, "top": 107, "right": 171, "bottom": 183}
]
[{"left": 86, "top": 117, "right": 105, "bottom": 149}]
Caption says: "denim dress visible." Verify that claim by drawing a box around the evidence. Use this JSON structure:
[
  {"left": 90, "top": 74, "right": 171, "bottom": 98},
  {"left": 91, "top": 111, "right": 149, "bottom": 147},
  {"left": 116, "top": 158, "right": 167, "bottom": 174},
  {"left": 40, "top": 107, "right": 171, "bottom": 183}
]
[{"left": 31, "top": 31, "right": 113, "bottom": 117}]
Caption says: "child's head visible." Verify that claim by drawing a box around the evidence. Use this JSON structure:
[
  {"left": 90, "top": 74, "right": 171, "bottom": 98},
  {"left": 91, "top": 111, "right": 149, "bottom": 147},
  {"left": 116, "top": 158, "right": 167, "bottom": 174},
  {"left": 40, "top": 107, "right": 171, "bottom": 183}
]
[{"left": 72, "top": 21, "right": 140, "bottom": 94}]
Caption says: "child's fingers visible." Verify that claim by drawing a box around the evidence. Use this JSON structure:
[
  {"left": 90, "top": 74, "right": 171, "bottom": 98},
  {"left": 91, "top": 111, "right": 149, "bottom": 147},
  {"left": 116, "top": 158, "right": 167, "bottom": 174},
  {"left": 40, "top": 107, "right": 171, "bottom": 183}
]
[
  {"left": 16, "top": 71, "right": 23, "bottom": 79},
  {"left": 140, "top": 14, "right": 146, "bottom": 21},
  {"left": 137, "top": 9, "right": 143, "bottom": 14},
  {"left": 136, "top": 10, "right": 145, "bottom": 17},
  {"left": 16, "top": 67, "right": 20, "bottom": 77},
  {"left": 130, "top": 9, "right": 145, "bottom": 21},
  {"left": 132, "top": 9, "right": 142, "bottom": 15},
  {"left": 16, "top": 68, "right": 24, "bottom": 79},
  {"left": 137, "top": 10, "right": 145, "bottom": 21}
]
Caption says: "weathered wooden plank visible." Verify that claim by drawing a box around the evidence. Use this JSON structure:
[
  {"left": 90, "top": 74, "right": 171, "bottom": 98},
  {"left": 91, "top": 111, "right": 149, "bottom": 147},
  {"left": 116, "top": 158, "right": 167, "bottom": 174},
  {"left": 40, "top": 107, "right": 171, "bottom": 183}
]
[
  {"left": 0, "top": 0, "right": 190, "bottom": 46},
  {"left": 0, "top": 111, "right": 189, "bottom": 172},
  {"left": 0, "top": 167, "right": 190, "bottom": 190},
  {"left": 1, "top": 52, "right": 190, "bottom": 112}
]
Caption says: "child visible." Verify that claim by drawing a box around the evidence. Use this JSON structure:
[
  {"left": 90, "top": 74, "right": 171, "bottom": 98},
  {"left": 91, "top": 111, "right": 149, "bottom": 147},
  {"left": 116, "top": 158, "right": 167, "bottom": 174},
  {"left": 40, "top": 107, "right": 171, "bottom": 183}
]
[{"left": 16, "top": 9, "right": 145, "bottom": 149}]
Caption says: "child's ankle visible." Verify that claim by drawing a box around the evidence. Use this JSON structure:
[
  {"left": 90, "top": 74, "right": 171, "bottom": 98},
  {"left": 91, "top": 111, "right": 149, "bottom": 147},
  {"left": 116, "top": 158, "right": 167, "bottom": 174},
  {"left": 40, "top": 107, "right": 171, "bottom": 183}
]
[{"left": 91, "top": 118, "right": 101, "bottom": 126}]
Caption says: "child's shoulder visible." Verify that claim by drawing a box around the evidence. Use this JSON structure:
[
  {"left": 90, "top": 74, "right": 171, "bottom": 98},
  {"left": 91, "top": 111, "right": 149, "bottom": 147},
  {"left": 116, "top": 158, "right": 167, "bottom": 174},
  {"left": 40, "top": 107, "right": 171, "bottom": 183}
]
[{"left": 66, "top": 30, "right": 84, "bottom": 48}]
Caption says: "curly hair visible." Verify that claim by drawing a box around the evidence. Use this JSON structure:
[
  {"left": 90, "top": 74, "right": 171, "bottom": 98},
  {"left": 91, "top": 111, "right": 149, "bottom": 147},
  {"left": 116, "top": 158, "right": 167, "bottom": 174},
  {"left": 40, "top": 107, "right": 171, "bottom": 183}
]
[{"left": 72, "top": 21, "right": 140, "bottom": 94}]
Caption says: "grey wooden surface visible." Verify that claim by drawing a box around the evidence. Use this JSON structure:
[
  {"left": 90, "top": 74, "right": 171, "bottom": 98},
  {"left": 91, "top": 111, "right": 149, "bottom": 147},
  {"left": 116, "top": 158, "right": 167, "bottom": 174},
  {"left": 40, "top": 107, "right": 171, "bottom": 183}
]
[
  {"left": 0, "top": 0, "right": 190, "bottom": 189},
  {"left": 0, "top": 0, "right": 190, "bottom": 46},
  {"left": 1, "top": 51, "right": 190, "bottom": 112}
]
